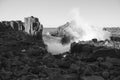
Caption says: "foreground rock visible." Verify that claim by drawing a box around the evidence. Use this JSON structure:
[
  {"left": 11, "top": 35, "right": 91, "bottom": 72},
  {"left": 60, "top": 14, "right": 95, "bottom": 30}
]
[{"left": 70, "top": 41, "right": 120, "bottom": 59}]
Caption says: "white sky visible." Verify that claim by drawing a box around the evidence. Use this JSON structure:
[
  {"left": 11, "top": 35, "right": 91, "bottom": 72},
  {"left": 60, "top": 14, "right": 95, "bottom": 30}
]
[{"left": 0, "top": 0, "right": 120, "bottom": 27}]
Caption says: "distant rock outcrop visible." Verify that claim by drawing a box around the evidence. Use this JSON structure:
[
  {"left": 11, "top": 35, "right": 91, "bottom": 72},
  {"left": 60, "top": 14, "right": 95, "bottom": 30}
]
[
  {"left": 0, "top": 16, "right": 43, "bottom": 40},
  {"left": 50, "top": 22, "right": 75, "bottom": 44},
  {"left": 51, "top": 22, "right": 71, "bottom": 37},
  {"left": 10, "top": 21, "right": 25, "bottom": 31},
  {"left": 0, "top": 21, "right": 25, "bottom": 31},
  {"left": 0, "top": 21, "right": 12, "bottom": 31},
  {"left": 24, "top": 16, "right": 43, "bottom": 40}
]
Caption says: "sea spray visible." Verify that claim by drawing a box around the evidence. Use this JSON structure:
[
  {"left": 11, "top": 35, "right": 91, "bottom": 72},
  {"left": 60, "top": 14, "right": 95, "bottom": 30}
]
[
  {"left": 68, "top": 8, "right": 111, "bottom": 41},
  {"left": 44, "top": 8, "right": 111, "bottom": 55}
]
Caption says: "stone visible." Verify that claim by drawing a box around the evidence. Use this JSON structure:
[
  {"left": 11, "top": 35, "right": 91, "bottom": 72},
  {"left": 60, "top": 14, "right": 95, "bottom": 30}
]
[
  {"left": 0, "top": 21, "right": 12, "bottom": 31},
  {"left": 24, "top": 16, "right": 43, "bottom": 40},
  {"left": 106, "top": 57, "right": 120, "bottom": 65},
  {"left": 112, "top": 76, "right": 120, "bottom": 80},
  {"left": 102, "top": 70, "right": 109, "bottom": 79},
  {"left": 63, "top": 74, "right": 78, "bottom": 80},
  {"left": 70, "top": 63, "right": 80, "bottom": 71},
  {"left": 100, "top": 61, "right": 113, "bottom": 69},
  {"left": 0, "top": 20, "right": 24, "bottom": 32},
  {"left": 92, "top": 49, "right": 120, "bottom": 59},
  {"left": 10, "top": 21, "right": 25, "bottom": 31},
  {"left": 70, "top": 42, "right": 93, "bottom": 58},
  {"left": 70, "top": 42, "right": 82, "bottom": 53},
  {"left": 92, "top": 38, "right": 98, "bottom": 43},
  {"left": 82, "top": 75, "right": 104, "bottom": 80}
]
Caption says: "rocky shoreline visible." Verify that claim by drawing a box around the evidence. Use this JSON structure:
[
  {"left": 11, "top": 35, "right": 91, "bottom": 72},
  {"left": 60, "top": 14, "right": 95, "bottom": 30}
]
[{"left": 0, "top": 16, "right": 120, "bottom": 80}]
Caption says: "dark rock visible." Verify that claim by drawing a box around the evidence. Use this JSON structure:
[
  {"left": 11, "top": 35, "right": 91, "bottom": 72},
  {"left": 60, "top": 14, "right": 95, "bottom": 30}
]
[
  {"left": 10, "top": 21, "right": 25, "bottom": 31},
  {"left": 82, "top": 75, "right": 104, "bottom": 80},
  {"left": 0, "top": 21, "right": 12, "bottom": 31},
  {"left": 92, "top": 38, "right": 98, "bottom": 43},
  {"left": 57, "top": 59, "right": 71, "bottom": 69},
  {"left": 70, "top": 63, "right": 80, "bottom": 71},
  {"left": 102, "top": 70, "right": 109, "bottom": 79},
  {"left": 63, "top": 74, "right": 79, "bottom": 80},
  {"left": 106, "top": 57, "right": 120, "bottom": 65},
  {"left": 20, "top": 75, "right": 38, "bottom": 80},
  {"left": 100, "top": 61, "right": 113, "bottom": 69},
  {"left": 70, "top": 42, "right": 93, "bottom": 58},
  {"left": 112, "top": 76, "right": 120, "bottom": 80},
  {"left": 50, "top": 22, "right": 74, "bottom": 43},
  {"left": 61, "top": 35, "right": 71, "bottom": 44},
  {"left": 92, "top": 49, "right": 120, "bottom": 59},
  {"left": 0, "top": 20, "right": 25, "bottom": 32},
  {"left": 0, "top": 16, "right": 47, "bottom": 80},
  {"left": 70, "top": 42, "right": 82, "bottom": 53}
]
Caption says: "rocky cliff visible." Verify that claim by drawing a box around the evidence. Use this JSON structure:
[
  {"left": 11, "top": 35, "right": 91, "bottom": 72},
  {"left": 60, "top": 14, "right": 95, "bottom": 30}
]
[
  {"left": 0, "top": 16, "right": 43, "bottom": 40},
  {"left": 24, "top": 16, "right": 43, "bottom": 40}
]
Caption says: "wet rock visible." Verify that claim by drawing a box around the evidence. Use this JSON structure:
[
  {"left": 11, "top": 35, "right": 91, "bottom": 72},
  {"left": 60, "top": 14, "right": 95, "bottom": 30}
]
[
  {"left": 61, "top": 35, "right": 71, "bottom": 44},
  {"left": 92, "top": 38, "right": 98, "bottom": 43},
  {"left": 70, "top": 42, "right": 93, "bottom": 58},
  {"left": 70, "top": 42, "right": 83, "bottom": 53}
]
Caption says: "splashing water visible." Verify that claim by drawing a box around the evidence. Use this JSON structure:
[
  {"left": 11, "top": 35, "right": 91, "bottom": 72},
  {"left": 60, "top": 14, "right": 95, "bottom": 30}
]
[
  {"left": 68, "top": 8, "right": 111, "bottom": 42},
  {"left": 44, "top": 8, "right": 111, "bottom": 55}
]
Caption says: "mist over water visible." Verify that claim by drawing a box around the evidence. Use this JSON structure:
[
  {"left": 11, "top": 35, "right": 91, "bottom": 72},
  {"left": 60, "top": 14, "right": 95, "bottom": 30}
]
[
  {"left": 45, "top": 41, "right": 70, "bottom": 55},
  {"left": 44, "top": 8, "right": 111, "bottom": 55},
  {"left": 43, "top": 34, "right": 71, "bottom": 55}
]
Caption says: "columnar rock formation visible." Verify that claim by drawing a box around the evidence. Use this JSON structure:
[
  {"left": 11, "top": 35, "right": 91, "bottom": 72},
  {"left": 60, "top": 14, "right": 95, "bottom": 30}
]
[
  {"left": 10, "top": 21, "right": 25, "bottom": 31},
  {"left": 0, "top": 21, "right": 25, "bottom": 31},
  {"left": 0, "top": 16, "right": 43, "bottom": 40},
  {"left": 24, "top": 16, "right": 43, "bottom": 40}
]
